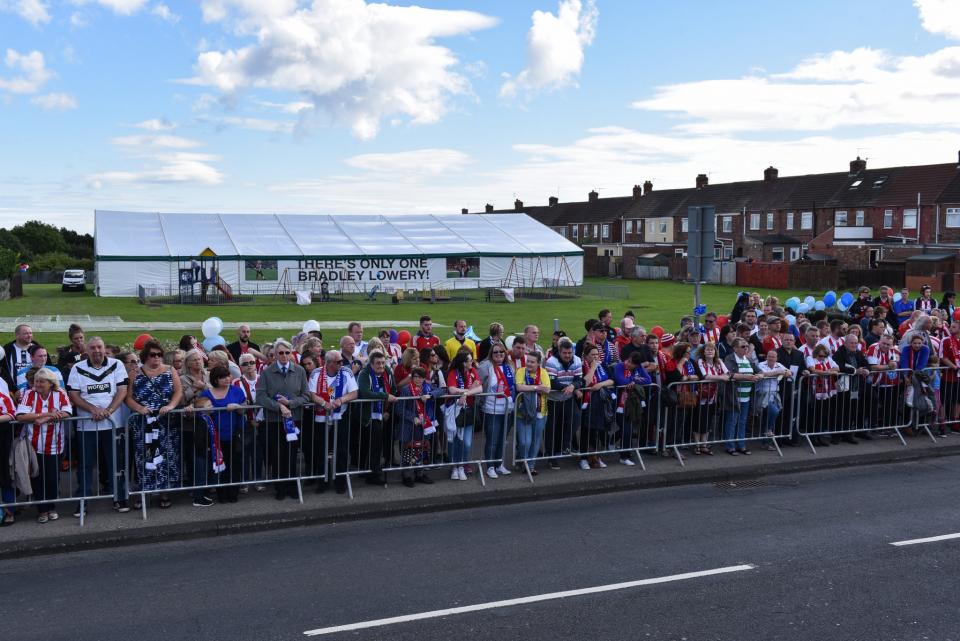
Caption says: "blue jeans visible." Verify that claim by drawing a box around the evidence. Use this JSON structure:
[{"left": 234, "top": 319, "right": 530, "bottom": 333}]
[
  {"left": 723, "top": 401, "right": 751, "bottom": 451},
  {"left": 616, "top": 412, "right": 633, "bottom": 458},
  {"left": 763, "top": 400, "right": 781, "bottom": 446},
  {"left": 182, "top": 431, "right": 210, "bottom": 500},
  {"left": 484, "top": 413, "right": 507, "bottom": 467},
  {"left": 450, "top": 424, "right": 474, "bottom": 464},
  {"left": 516, "top": 415, "right": 547, "bottom": 469},
  {"left": 77, "top": 429, "right": 128, "bottom": 500}
]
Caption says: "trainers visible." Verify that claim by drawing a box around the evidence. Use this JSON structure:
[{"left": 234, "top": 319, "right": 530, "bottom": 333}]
[
  {"left": 458, "top": 467, "right": 467, "bottom": 481},
  {"left": 37, "top": 513, "right": 49, "bottom": 524},
  {"left": 192, "top": 496, "right": 214, "bottom": 507},
  {"left": 451, "top": 468, "right": 461, "bottom": 481},
  {"left": 239, "top": 486, "right": 250, "bottom": 494},
  {"left": 73, "top": 506, "right": 83, "bottom": 518},
  {"left": 496, "top": 465, "right": 511, "bottom": 476},
  {"left": 49, "top": 511, "right": 59, "bottom": 521},
  {"left": 114, "top": 500, "right": 130, "bottom": 513},
  {"left": 596, "top": 459, "right": 608, "bottom": 469},
  {"left": 548, "top": 460, "right": 560, "bottom": 470},
  {"left": 619, "top": 458, "right": 635, "bottom": 466},
  {"left": 255, "top": 484, "right": 267, "bottom": 492},
  {"left": 486, "top": 466, "right": 498, "bottom": 479},
  {"left": 579, "top": 459, "right": 591, "bottom": 470}
]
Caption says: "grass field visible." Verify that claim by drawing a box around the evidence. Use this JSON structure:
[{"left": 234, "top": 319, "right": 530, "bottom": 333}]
[{"left": 2, "top": 279, "right": 825, "bottom": 350}]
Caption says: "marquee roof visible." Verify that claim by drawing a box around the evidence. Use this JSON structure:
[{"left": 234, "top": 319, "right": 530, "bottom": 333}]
[{"left": 94, "top": 211, "right": 582, "bottom": 260}]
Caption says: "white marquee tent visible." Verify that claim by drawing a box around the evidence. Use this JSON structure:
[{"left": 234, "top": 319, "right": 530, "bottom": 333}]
[{"left": 94, "top": 211, "right": 584, "bottom": 297}]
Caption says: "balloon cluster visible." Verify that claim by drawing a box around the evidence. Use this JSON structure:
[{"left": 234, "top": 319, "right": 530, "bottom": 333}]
[{"left": 783, "top": 290, "right": 858, "bottom": 316}]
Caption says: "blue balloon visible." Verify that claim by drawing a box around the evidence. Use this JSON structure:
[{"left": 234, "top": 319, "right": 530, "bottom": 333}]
[
  {"left": 893, "top": 292, "right": 902, "bottom": 303},
  {"left": 814, "top": 301, "right": 826, "bottom": 311},
  {"left": 836, "top": 301, "right": 848, "bottom": 313},
  {"left": 785, "top": 314, "right": 797, "bottom": 326},
  {"left": 797, "top": 303, "right": 811, "bottom": 314},
  {"left": 840, "top": 292, "right": 854, "bottom": 307},
  {"left": 202, "top": 335, "right": 226, "bottom": 351},
  {"left": 785, "top": 297, "right": 800, "bottom": 310},
  {"left": 388, "top": 329, "right": 399, "bottom": 343},
  {"left": 804, "top": 295, "right": 816, "bottom": 306},
  {"left": 823, "top": 293, "right": 837, "bottom": 307}
]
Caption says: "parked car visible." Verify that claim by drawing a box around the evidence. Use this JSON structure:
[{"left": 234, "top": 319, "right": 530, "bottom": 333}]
[{"left": 62, "top": 269, "right": 86, "bottom": 291}]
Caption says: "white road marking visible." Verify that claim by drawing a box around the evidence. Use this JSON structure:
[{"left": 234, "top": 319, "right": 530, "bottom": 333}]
[
  {"left": 303, "top": 564, "right": 755, "bottom": 636},
  {"left": 890, "top": 532, "right": 960, "bottom": 547}
]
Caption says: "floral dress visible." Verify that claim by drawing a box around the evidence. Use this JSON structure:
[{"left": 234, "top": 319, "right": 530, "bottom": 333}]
[{"left": 131, "top": 367, "right": 181, "bottom": 491}]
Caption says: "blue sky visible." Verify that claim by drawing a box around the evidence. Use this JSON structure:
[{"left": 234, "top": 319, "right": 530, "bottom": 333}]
[{"left": 1, "top": 0, "right": 959, "bottom": 232}]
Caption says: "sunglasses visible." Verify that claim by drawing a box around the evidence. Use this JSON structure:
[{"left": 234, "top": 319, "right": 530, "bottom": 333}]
[
  {"left": 148, "top": 352, "right": 163, "bottom": 358},
  {"left": 276, "top": 350, "right": 291, "bottom": 355}
]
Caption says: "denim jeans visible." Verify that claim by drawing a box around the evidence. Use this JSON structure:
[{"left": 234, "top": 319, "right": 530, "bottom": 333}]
[
  {"left": 182, "top": 431, "right": 210, "bottom": 500},
  {"left": 516, "top": 415, "right": 547, "bottom": 469},
  {"left": 483, "top": 413, "right": 507, "bottom": 467},
  {"left": 449, "top": 424, "right": 474, "bottom": 464},
  {"left": 616, "top": 412, "right": 633, "bottom": 458},
  {"left": 77, "top": 429, "right": 127, "bottom": 501},
  {"left": 723, "top": 401, "right": 751, "bottom": 451},
  {"left": 763, "top": 400, "right": 781, "bottom": 446}
]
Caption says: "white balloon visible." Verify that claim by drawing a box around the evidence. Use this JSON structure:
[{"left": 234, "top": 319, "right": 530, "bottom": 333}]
[
  {"left": 201, "top": 317, "right": 221, "bottom": 338},
  {"left": 302, "top": 319, "right": 320, "bottom": 333},
  {"left": 505, "top": 335, "right": 515, "bottom": 350}
]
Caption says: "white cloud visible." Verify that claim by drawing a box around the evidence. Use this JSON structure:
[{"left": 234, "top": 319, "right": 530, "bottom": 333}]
[
  {"left": 915, "top": 0, "right": 960, "bottom": 40},
  {"left": 0, "top": 49, "right": 53, "bottom": 94},
  {"left": 30, "top": 92, "right": 78, "bottom": 110},
  {"left": 151, "top": 2, "right": 178, "bottom": 23},
  {"left": 201, "top": 115, "right": 296, "bottom": 134},
  {"left": 69, "top": 11, "right": 88, "bottom": 28},
  {"left": 0, "top": 0, "right": 50, "bottom": 25},
  {"left": 185, "top": 0, "right": 497, "bottom": 139},
  {"left": 500, "top": 0, "right": 598, "bottom": 98},
  {"left": 92, "top": 131, "right": 224, "bottom": 185},
  {"left": 633, "top": 46, "right": 960, "bottom": 133},
  {"left": 255, "top": 99, "right": 314, "bottom": 114},
  {"left": 345, "top": 148, "right": 472, "bottom": 175},
  {"left": 70, "top": 0, "right": 148, "bottom": 15},
  {"left": 135, "top": 117, "right": 176, "bottom": 131}
]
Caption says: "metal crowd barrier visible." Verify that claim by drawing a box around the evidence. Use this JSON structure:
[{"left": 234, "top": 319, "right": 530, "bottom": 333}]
[
  {"left": 3, "top": 416, "right": 122, "bottom": 527},
  {"left": 129, "top": 404, "right": 326, "bottom": 519},
  {"left": 513, "top": 383, "right": 660, "bottom": 482},
  {"left": 663, "top": 377, "right": 793, "bottom": 465},
  {"left": 335, "top": 392, "right": 502, "bottom": 499},
  {"left": 916, "top": 365, "right": 957, "bottom": 437}
]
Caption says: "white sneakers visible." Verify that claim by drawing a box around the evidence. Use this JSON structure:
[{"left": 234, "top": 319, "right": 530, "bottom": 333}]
[
  {"left": 486, "top": 466, "right": 498, "bottom": 479},
  {"left": 450, "top": 466, "right": 467, "bottom": 481},
  {"left": 579, "top": 459, "right": 591, "bottom": 470},
  {"left": 496, "top": 465, "right": 511, "bottom": 476},
  {"left": 596, "top": 459, "right": 608, "bottom": 468},
  {"left": 620, "top": 457, "right": 636, "bottom": 466}
]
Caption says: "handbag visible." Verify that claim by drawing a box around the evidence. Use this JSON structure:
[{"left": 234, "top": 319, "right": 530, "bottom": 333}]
[
  {"left": 517, "top": 391, "right": 539, "bottom": 421},
  {"left": 677, "top": 385, "right": 698, "bottom": 408}
]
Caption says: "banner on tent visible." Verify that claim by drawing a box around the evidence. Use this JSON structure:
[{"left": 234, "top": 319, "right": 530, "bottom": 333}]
[{"left": 283, "top": 258, "right": 444, "bottom": 283}]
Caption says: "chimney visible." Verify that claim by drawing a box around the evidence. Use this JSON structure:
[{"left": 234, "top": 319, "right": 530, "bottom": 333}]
[
  {"left": 696, "top": 173, "right": 708, "bottom": 189},
  {"left": 461, "top": 208, "right": 468, "bottom": 215},
  {"left": 850, "top": 156, "right": 867, "bottom": 175},
  {"left": 514, "top": 199, "right": 523, "bottom": 211},
  {"left": 548, "top": 196, "right": 559, "bottom": 207},
  {"left": 588, "top": 190, "right": 599, "bottom": 203},
  {"left": 764, "top": 166, "right": 778, "bottom": 182},
  {"left": 632, "top": 185, "right": 642, "bottom": 200},
  {"left": 643, "top": 180, "right": 653, "bottom": 196},
  {"left": 484, "top": 203, "right": 494, "bottom": 213}
]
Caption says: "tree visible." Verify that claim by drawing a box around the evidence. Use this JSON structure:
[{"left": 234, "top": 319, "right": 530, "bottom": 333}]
[
  {"left": 60, "top": 227, "right": 94, "bottom": 259},
  {"left": 0, "top": 228, "right": 27, "bottom": 258},
  {"left": 10, "top": 220, "right": 67, "bottom": 256},
  {"left": 0, "top": 247, "right": 17, "bottom": 278}
]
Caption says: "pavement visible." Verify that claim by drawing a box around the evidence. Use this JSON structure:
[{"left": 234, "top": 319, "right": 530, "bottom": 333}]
[
  {"left": 3, "top": 455, "right": 959, "bottom": 641},
  {"left": 2, "top": 431, "right": 959, "bottom": 561},
  {"left": 0, "top": 315, "right": 441, "bottom": 332}
]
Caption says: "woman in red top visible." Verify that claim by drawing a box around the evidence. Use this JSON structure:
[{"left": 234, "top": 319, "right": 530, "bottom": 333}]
[
  {"left": 663, "top": 342, "right": 697, "bottom": 460},
  {"left": 445, "top": 349, "right": 482, "bottom": 480}
]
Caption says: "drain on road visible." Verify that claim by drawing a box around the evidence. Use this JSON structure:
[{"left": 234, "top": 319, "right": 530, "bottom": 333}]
[{"left": 714, "top": 479, "right": 767, "bottom": 490}]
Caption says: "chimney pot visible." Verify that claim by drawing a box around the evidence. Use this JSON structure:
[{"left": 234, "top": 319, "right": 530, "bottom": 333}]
[
  {"left": 764, "top": 166, "right": 778, "bottom": 182},
  {"left": 849, "top": 156, "right": 867, "bottom": 175},
  {"left": 588, "top": 190, "right": 599, "bottom": 203},
  {"left": 548, "top": 196, "right": 559, "bottom": 206},
  {"left": 484, "top": 203, "right": 494, "bottom": 213},
  {"left": 461, "top": 208, "right": 468, "bottom": 215},
  {"left": 632, "top": 184, "right": 642, "bottom": 200},
  {"left": 696, "top": 173, "right": 708, "bottom": 189},
  {"left": 514, "top": 199, "right": 523, "bottom": 211},
  {"left": 643, "top": 180, "right": 653, "bottom": 195}
]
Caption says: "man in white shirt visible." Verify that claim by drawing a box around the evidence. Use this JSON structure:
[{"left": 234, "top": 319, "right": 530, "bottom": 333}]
[
  {"left": 309, "top": 350, "right": 358, "bottom": 494},
  {"left": 67, "top": 337, "right": 130, "bottom": 512}
]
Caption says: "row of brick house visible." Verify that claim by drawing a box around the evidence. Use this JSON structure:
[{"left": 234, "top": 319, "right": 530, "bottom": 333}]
[{"left": 467, "top": 153, "right": 960, "bottom": 286}]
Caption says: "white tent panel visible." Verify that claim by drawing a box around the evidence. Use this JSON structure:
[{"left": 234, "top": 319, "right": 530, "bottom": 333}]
[
  {"left": 97, "top": 260, "right": 171, "bottom": 297},
  {"left": 334, "top": 216, "right": 417, "bottom": 256},
  {"left": 95, "top": 211, "right": 165, "bottom": 257},
  {"left": 275, "top": 215, "right": 360, "bottom": 256},
  {"left": 159, "top": 213, "right": 238, "bottom": 257},
  {"left": 221, "top": 215, "right": 298, "bottom": 256}
]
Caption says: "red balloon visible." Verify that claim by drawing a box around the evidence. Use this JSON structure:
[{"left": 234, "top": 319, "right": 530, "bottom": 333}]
[
  {"left": 397, "top": 330, "right": 412, "bottom": 347},
  {"left": 650, "top": 326, "right": 664, "bottom": 338},
  {"left": 716, "top": 314, "right": 729, "bottom": 328},
  {"left": 133, "top": 333, "right": 153, "bottom": 350},
  {"left": 953, "top": 309, "right": 960, "bottom": 321}
]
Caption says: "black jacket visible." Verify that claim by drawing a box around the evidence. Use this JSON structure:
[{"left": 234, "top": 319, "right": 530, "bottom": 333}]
[{"left": 227, "top": 340, "right": 260, "bottom": 364}]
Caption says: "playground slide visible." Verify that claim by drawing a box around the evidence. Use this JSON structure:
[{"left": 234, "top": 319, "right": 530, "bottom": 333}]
[{"left": 215, "top": 275, "right": 233, "bottom": 299}]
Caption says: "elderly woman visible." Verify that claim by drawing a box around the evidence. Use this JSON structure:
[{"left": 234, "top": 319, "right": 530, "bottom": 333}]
[
  {"left": 16, "top": 368, "right": 73, "bottom": 522},
  {"left": 208, "top": 347, "right": 240, "bottom": 381},
  {"left": 164, "top": 349, "right": 185, "bottom": 375},
  {"left": 125, "top": 340, "right": 182, "bottom": 509}
]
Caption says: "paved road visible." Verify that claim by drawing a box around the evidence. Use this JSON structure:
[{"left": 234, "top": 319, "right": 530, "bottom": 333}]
[{"left": 5, "top": 458, "right": 960, "bottom": 641}]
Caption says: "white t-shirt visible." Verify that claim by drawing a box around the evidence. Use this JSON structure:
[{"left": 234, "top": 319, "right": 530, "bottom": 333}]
[
  {"left": 309, "top": 367, "right": 358, "bottom": 421},
  {"left": 67, "top": 357, "right": 129, "bottom": 431}
]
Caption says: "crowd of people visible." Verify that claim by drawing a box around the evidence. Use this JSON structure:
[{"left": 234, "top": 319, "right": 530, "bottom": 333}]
[{"left": 0, "top": 284, "right": 954, "bottom": 526}]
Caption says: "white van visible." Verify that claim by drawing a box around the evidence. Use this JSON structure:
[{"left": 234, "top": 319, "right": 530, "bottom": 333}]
[{"left": 62, "top": 269, "right": 87, "bottom": 291}]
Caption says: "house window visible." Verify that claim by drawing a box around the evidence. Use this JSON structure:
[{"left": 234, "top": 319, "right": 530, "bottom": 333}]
[
  {"left": 835, "top": 211, "right": 847, "bottom": 227},
  {"left": 572, "top": 225, "right": 578, "bottom": 240},
  {"left": 786, "top": 212, "right": 794, "bottom": 230},
  {"left": 558, "top": 227, "right": 566, "bottom": 238},
  {"left": 601, "top": 224, "right": 609, "bottom": 239},
  {"left": 593, "top": 224, "right": 599, "bottom": 237},
  {"left": 750, "top": 213, "right": 760, "bottom": 230},
  {"left": 722, "top": 216, "right": 732, "bottom": 233},
  {"left": 904, "top": 208, "right": 917, "bottom": 229},
  {"left": 766, "top": 212, "right": 774, "bottom": 230},
  {"left": 771, "top": 247, "right": 784, "bottom": 262},
  {"left": 659, "top": 222, "right": 668, "bottom": 234},
  {"left": 626, "top": 220, "right": 633, "bottom": 234},
  {"left": 883, "top": 209, "right": 893, "bottom": 229},
  {"left": 724, "top": 247, "right": 733, "bottom": 260},
  {"left": 946, "top": 208, "right": 960, "bottom": 228},
  {"left": 855, "top": 210, "right": 864, "bottom": 226},
  {"left": 801, "top": 211, "right": 813, "bottom": 229},
  {"left": 648, "top": 221, "right": 655, "bottom": 233},
  {"left": 681, "top": 218, "right": 689, "bottom": 232}
]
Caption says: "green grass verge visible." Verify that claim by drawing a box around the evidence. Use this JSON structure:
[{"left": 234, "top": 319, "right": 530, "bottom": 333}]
[{"left": 3, "top": 280, "right": 825, "bottom": 351}]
